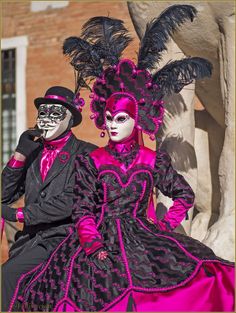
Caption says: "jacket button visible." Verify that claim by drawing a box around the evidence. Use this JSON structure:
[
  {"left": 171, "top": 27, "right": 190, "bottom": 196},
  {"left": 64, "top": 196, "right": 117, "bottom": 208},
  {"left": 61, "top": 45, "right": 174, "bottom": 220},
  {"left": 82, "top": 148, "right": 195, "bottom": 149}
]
[{"left": 40, "top": 191, "right": 46, "bottom": 198}]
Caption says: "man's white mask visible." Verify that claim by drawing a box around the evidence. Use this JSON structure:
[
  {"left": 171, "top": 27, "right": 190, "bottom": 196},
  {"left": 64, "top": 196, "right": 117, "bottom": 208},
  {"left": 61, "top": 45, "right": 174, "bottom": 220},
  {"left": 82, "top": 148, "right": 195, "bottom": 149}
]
[
  {"left": 105, "top": 111, "right": 135, "bottom": 142},
  {"left": 37, "top": 104, "right": 72, "bottom": 141}
]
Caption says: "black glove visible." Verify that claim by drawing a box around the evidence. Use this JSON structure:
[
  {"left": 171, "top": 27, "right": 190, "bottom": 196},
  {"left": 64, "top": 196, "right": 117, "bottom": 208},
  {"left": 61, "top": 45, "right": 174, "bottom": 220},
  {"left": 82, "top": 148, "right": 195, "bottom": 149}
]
[
  {"left": 15, "top": 129, "right": 43, "bottom": 157},
  {"left": 1, "top": 204, "right": 17, "bottom": 222},
  {"left": 89, "top": 248, "right": 114, "bottom": 271}
]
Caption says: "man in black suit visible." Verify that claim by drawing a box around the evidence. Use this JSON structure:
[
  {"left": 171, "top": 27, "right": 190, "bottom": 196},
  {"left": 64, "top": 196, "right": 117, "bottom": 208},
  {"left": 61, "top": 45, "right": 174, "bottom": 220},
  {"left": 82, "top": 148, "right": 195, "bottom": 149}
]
[{"left": 1, "top": 86, "right": 97, "bottom": 311}]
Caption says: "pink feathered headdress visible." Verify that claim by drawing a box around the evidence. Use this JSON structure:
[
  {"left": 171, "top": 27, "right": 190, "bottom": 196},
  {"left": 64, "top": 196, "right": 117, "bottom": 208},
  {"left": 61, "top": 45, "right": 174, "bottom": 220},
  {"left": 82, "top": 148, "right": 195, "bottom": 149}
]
[
  {"left": 63, "top": 9, "right": 212, "bottom": 137},
  {"left": 90, "top": 59, "right": 164, "bottom": 139}
]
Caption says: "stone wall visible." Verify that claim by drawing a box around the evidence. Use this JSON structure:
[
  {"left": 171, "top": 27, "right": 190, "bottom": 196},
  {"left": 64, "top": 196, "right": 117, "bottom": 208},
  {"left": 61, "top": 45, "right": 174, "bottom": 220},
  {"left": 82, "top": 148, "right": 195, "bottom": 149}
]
[{"left": 128, "top": 1, "right": 235, "bottom": 261}]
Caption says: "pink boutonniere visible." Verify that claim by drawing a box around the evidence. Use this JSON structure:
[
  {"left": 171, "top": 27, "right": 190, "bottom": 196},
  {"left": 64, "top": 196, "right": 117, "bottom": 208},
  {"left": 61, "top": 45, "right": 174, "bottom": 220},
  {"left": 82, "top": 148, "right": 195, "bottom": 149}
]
[{"left": 58, "top": 151, "right": 70, "bottom": 163}]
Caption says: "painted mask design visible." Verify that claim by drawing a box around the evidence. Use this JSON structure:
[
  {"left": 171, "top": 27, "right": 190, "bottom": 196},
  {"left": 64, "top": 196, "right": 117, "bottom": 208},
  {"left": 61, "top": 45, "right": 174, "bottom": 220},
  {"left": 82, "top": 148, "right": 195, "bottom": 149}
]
[
  {"left": 37, "top": 104, "right": 72, "bottom": 140},
  {"left": 105, "top": 110, "right": 135, "bottom": 142}
]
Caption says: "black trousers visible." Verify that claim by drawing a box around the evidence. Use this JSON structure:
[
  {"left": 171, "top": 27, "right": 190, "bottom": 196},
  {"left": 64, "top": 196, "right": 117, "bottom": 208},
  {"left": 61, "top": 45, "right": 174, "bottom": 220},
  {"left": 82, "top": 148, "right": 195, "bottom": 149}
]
[{"left": 2, "top": 245, "right": 48, "bottom": 312}]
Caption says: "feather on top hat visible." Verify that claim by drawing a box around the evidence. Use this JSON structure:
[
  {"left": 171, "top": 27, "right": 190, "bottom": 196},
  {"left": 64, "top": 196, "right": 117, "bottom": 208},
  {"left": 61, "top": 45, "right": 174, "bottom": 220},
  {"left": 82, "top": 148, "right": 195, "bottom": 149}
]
[
  {"left": 34, "top": 86, "right": 84, "bottom": 126},
  {"left": 63, "top": 5, "right": 212, "bottom": 136}
]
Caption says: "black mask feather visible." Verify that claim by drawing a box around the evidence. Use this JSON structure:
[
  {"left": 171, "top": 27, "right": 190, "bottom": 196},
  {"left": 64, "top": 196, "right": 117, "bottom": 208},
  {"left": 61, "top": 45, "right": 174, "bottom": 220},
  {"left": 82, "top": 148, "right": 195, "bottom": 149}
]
[
  {"left": 152, "top": 57, "right": 213, "bottom": 95},
  {"left": 137, "top": 5, "right": 197, "bottom": 71},
  {"left": 63, "top": 36, "right": 103, "bottom": 86},
  {"left": 81, "top": 16, "right": 133, "bottom": 67}
]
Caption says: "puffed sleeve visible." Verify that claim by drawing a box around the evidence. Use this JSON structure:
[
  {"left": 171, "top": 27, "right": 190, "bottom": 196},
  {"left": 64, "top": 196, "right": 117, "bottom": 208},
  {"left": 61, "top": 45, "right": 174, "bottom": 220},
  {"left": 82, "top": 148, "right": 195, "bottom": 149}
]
[
  {"left": 73, "top": 153, "right": 104, "bottom": 256},
  {"left": 153, "top": 149, "right": 195, "bottom": 231}
]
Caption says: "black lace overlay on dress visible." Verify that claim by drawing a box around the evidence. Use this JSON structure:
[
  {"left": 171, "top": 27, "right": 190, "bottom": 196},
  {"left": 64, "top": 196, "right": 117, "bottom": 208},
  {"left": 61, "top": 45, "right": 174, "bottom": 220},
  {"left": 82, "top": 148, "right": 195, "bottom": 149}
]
[
  {"left": 20, "top": 219, "right": 197, "bottom": 312},
  {"left": 105, "top": 143, "right": 139, "bottom": 168},
  {"left": 14, "top": 151, "right": 233, "bottom": 312},
  {"left": 21, "top": 231, "right": 76, "bottom": 312},
  {"left": 73, "top": 153, "right": 103, "bottom": 223},
  {"left": 98, "top": 163, "right": 153, "bottom": 218},
  {"left": 153, "top": 149, "right": 195, "bottom": 205},
  {"left": 20, "top": 216, "right": 233, "bottom": 312}
]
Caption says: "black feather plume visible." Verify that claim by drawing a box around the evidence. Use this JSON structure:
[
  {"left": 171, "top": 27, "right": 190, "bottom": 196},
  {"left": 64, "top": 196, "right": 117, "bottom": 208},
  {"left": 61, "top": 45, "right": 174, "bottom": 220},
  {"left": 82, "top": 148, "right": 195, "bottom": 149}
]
[
  {"left": 152, "top": 57, "right": 213, "bottom": 96},
  {"left": 63, "top": 36, "right": 103, "bottom": 90},
  {"left": 137, "top": 5, "right": 197, "bottom": 70},
  {"left": 81, "top": 16, "right": 133, "bottom": 66}
]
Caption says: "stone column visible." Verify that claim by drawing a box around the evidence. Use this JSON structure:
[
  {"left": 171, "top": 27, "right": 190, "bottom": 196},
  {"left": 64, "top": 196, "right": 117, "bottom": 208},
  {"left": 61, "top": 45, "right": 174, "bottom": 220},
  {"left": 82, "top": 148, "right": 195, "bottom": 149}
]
[{"left": 202, "top": 11, "right": 235, "bottom": 261}]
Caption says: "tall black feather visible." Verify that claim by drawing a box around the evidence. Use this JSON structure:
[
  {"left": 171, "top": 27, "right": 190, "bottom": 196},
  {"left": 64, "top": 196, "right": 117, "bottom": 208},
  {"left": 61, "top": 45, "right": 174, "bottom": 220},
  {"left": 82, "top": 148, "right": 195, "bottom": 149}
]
[
  {"left": 152, "top": 57, "right": 213, "bottom": 96},
  {"left": 63, "top": 36, "right": 103, "bottom": 91},
  {"left": 81, "top": 16, "right": 133, "bottom": 66},
  {"left": 137, "top": 5, "right": 197, "bottom": 70}
]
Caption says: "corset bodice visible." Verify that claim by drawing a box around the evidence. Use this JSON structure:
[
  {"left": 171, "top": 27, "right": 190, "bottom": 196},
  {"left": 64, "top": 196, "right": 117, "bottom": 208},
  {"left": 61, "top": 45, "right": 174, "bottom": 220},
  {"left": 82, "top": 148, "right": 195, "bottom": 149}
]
[{"left": 91, "top": 145, "right": 156, "bottom": 218}]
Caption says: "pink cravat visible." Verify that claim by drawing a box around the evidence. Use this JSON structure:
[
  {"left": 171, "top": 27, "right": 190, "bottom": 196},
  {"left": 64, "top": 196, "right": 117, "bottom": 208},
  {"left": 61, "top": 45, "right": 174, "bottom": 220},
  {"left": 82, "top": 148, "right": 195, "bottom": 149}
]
[{"left": 40, "top": 131, "right": 72, "bottom": 181}]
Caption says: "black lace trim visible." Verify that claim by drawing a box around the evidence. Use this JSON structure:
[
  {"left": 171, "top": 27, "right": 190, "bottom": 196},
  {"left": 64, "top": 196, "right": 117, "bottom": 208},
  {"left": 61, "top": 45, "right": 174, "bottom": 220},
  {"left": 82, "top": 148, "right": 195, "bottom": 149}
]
[{"left": 105, "top": 143, "right": 140, "bottom": 167}]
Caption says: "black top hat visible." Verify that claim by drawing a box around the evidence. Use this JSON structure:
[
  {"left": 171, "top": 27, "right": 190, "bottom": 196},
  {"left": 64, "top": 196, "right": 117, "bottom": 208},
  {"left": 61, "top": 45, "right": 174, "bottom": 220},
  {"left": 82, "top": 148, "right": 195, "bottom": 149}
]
[{"left": 34, "top": 86, "right": 83, "bottom": 126}]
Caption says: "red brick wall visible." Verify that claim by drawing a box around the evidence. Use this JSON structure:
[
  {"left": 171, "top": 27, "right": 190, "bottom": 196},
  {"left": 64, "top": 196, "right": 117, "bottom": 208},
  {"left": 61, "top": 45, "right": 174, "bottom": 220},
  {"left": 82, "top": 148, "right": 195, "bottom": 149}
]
[
  {"left": 2, "top": 1, "right": 156, "bottom": 149},
  {"left": 2, "top": 1, "right": 156, "bottom": 262}
]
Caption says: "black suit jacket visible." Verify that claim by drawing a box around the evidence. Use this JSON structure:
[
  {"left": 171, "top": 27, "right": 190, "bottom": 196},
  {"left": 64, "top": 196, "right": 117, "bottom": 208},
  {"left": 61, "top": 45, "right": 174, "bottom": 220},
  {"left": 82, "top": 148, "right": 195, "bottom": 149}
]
[{"left": 2, "top": 133, "right": 97, "bottom": 257}]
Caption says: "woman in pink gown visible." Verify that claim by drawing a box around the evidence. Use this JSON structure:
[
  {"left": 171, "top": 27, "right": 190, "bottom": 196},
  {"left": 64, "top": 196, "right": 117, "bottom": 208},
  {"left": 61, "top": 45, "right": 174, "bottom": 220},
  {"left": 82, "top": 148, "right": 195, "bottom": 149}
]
[{"left": 9, "top": 6, "right": 234, "bottom": 312}]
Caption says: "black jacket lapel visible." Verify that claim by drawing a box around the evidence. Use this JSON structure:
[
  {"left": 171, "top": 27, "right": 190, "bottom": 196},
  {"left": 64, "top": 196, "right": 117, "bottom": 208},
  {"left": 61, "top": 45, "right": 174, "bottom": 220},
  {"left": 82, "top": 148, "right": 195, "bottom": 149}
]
[
  {"left": 42, "top": 134, "right": 78, "bottom": 187},
  {"left": 31, "top": 148, "right": 44, "bottom": 185}
]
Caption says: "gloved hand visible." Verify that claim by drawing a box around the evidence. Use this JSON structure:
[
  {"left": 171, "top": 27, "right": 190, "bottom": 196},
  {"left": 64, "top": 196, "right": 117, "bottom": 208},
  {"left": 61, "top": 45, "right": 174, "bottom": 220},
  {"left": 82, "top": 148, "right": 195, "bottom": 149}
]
[
  {"left": 15, "top": 129, "right": 43, "bottom": 157},
  {"left": 158, "top": 199, "right": 191, "bottom": 231},
  {"left": 1, "top": 204, "right": 17, "bottom": 222},
  {"left": 89, "top": 248, "right": 114, "bottom": 271},
  {"left": 157, "top": 219, "right": 172, "bottom": 232}
]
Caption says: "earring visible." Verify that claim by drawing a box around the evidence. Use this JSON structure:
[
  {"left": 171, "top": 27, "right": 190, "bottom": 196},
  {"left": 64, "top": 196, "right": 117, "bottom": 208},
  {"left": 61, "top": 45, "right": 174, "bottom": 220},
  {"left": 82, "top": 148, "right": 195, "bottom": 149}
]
[{"left": 100, "top": 131, "right": 106, "bottom": 138}]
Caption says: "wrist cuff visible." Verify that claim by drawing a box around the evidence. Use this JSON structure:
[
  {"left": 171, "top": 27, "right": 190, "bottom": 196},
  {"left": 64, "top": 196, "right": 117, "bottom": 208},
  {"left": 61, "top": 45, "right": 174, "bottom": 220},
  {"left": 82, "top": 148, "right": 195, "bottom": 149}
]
[
  {"left": 86, "top": 243, "right": 104, "bottom": 256},
  {"left": 16, "top": 208, "right": 24, "bottom": 223},
  {"left": 161, "top": 219, "right": 173, "bottom": 231},
  {"left": 8, "top": 156, "right": 25, "bottom": 168}
]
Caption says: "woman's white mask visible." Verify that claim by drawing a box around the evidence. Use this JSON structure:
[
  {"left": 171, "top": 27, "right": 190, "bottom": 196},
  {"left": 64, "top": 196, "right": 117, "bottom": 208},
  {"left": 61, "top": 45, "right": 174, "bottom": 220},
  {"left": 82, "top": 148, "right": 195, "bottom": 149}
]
[
  {"left": 37, "top": 104, "right": 72, "bottom": 141},
  {"left": 105, "top": 111, "right": 135, "bottom": 142}
]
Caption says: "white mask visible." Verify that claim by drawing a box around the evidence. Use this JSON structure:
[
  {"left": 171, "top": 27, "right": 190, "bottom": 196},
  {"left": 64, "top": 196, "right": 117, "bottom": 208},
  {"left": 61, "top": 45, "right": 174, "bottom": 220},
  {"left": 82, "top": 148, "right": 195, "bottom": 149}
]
[
  {"left": 105, "top": 111, "right": 135, "bottom": 142},
  {"left": 37, "top": 104, "right": 72, "bottom": 141}
]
